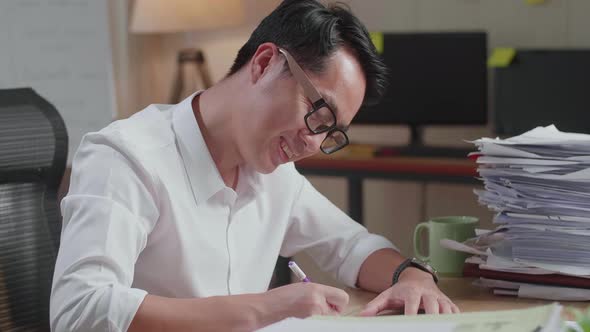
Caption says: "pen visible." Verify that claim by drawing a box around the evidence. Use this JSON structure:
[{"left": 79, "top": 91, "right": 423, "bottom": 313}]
[
  {"left": 288, "top": 261, "right": 310, "bottom": 282},
  {"left": 289, "top": 260, "right": 342, "bottom": 312}
]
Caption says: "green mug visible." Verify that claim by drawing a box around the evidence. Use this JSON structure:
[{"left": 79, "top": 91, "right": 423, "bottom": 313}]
[{"left": 413, "top": 216, "right": 478, "bottom": 277}]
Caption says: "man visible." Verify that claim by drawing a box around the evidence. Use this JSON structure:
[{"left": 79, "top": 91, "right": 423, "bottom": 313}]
[{"left": 50, "top": 1, "right": 459, "bottom": 331}]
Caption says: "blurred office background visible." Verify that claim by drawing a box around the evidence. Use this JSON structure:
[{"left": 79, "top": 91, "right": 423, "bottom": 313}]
[{"left": 2, "top": 0, "right": 590, "bottom": 290}]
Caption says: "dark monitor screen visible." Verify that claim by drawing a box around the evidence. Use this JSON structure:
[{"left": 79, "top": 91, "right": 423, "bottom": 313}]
[
  {"left": 353, "top": 32, "right": 488, "bottom": 126},
  {"left": 494, "top": 50, "right": 590, "bottom": 136}
]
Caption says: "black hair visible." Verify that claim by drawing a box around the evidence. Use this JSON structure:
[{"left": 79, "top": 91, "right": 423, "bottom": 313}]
[{"left": 227, "top": 0, "right": 387, "bottom": 106}]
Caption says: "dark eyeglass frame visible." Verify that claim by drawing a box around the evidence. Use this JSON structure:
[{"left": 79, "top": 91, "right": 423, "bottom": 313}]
[{"left": 278, "top": 48, "right": 349, "bottom": 154}]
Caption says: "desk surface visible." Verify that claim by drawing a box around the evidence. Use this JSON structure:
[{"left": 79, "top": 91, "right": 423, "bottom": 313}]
[{"left": 344, "top": 277, "right": 589, "bottom": 316}]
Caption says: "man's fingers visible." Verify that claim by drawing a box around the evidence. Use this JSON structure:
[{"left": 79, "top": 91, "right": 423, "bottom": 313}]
[
  {"left": 320, "top": 285, "right": 350, "bottom": 309},
  {"left": 422, "top": 295, "right": 439, "bottom": 315},
  {"left": 359, "top": 292, "right": 388, "bottom": 316},
  {"left": 403, "top": 295, "right": 421, "bottom": 315},
  {"left": 439, "top": 299, "right": 453, "bottom": 314},
  {"left": 451, "top": 302, "right": 461, "bottom": 314}
]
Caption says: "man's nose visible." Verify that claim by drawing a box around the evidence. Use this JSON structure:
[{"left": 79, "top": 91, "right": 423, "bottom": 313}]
[{"left": 299, "top": 129, "right": 326, "bottom": 155}]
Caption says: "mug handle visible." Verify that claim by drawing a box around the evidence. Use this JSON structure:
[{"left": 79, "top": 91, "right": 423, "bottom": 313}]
[{"left": 413, "top": 222, "right": 430, "bottom": 262}]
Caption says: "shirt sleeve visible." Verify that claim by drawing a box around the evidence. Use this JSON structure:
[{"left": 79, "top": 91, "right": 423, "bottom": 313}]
[
  {"left": 280, "top": 173, "right": 398, "bottom": 288},
  {"left": 50, "top": 131, "right": 160, "bottom": 332}
]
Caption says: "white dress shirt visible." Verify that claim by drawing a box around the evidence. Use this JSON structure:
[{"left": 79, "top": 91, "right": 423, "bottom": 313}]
[{"left": 50, "top": 92, "right": 396, "bottom": 332}]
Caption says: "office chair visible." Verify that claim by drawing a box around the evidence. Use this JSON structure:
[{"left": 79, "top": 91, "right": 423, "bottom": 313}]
[{"left": 0, "top": 88, "right": 67, "bottom": 331}]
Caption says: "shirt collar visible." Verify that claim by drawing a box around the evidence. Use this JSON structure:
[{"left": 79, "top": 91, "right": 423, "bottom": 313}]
[
  {"left": 172, "top": 92, "right": 226, "bottom": 204},
  {"left": 171, "top": 92, "right": 261, "bottom": 205}
]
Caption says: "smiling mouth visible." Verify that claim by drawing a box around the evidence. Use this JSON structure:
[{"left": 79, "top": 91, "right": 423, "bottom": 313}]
[{"left": 280, "top": 139, "right": 298, "bottom": 160}]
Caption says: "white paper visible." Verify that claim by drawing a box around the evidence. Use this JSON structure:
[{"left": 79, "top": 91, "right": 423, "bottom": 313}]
[
  {"left": 476, "top": 156, "right": 580, "bottom": 166},
  {"left": 519, "top": 283, "right": 590, "bottom": 301},
  {"left": 0, "top": 1, "right": 116, "bottom": 163},
  {"left": 565, "top": 321, "right": 584, "bottom": 332},
  {"left": 473, "top": 125, "right": 590, "bottom": 146},
  {"left": 477, "top": 278, "right": 590, "bottom": 301},
  {"left": 469, "top": 125, "right": 590, "bottom": 283},
  {"left": 257, "top": 317, "right": 456, "bottom": 332},
  {"left": 440, "top": 239, "right": 487, "bottom": 256},
  {"left": 514, "top": 259, "right": 590, "bottom": 276}
]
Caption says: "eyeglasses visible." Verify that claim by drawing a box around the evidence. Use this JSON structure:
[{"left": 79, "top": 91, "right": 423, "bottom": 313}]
[{"left": 278, "top": 48, "right": 349, "bottom": 154}]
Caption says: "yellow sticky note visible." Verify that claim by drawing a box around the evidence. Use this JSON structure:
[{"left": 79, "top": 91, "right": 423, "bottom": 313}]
[
  {"left": 525, "top": 0, "right": 546, "bottom": 5},
  {"left": 370, "top": 32, "right": 384, "bottom": 54},
  {"left": 487, "top": 48, "right": 516, "bottom": 68}
]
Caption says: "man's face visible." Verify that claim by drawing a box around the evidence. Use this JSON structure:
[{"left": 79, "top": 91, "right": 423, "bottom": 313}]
[{"left": 238, "top": 45, "right": 366, "bottom": 174}]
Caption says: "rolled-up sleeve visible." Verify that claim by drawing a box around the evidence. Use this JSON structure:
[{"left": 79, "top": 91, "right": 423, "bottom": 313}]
[
  {"left": 280, "top": 175, "right": 397, "bottom": 288},
  {"left": 50, "top": 131, "right": 159, "bottom": 332}
]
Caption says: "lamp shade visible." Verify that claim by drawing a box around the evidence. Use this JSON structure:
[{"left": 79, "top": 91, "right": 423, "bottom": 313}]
[{"left": 130, "top": 0, "right": 245, "bottom": 33}]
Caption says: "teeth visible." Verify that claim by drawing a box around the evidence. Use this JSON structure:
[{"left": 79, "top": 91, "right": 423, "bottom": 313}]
[{"left": 281, "top": 140, "right": 297, "bottom": 159}]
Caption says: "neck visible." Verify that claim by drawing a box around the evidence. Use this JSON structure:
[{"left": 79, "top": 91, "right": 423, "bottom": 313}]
[{"left": 192, "top": 77, "right": 244, "bottom": 187}]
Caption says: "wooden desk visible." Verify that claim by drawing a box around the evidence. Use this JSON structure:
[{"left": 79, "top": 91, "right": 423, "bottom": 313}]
[
  {"left": 344, "top": 277, "right": 590, "bottom": 316},
  {"left": 295, "top": 153, "right": 477, "bottom": 224}
]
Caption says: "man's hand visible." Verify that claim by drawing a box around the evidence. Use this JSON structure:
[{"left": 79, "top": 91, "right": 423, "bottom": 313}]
[
  {"left": 128, "top": 282, "right": 349, "bottom": 332},
  {"left": 264, "top": 282, "right": 350, "bottom": 318},
  {"left": 359, "top": 267, "right": 460, "bottom": 316}
]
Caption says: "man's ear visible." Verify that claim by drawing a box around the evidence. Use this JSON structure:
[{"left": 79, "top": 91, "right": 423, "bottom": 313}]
[{"left": 249, "top": 43, "right": 281, "bottom": 84}]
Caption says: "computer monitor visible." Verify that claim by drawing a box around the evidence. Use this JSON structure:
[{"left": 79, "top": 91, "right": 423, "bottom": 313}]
[
  {"left": 353, "top": 32, "right": 488, "bottom": 145},
  {"left": 494, "top": 50, "right": 590, "bottom": 136}
]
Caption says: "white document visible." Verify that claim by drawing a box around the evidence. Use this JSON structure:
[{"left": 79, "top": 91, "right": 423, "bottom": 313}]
[
  {"left": 519, "top": 283, "right": 590, "bottom": 301},
  {"left": 473, "top": 125, "right": 590, "bottom": 146},
  {"left": 504, "top": 213, "right": 590, "bottom": 224},
  {"left": 257, "top": 317, "right": 455, "bottom": 332},
  {"left": 476, "top": 156, "right": 581, "bottom": 166},
  {"left": 440, "top": 239, "right": 487, "bottom": 256},
  {"left": 513, "top": 259, "right": 590, "bottom": 277},
  {"left": 469, "top": 125, "right": 590, "bottom": 284}
]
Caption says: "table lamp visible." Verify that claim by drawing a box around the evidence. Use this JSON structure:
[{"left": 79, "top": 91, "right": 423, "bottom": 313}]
[{"left": 130, "top": 0, "right": 245, "bottom": 103}]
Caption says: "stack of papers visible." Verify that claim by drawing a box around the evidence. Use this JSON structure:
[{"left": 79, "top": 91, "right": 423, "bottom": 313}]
[{"left": 463, "top": 125, "right": 590, "bottom": 300}]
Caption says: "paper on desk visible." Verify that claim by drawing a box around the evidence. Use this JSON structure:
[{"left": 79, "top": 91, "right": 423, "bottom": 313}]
[
  {"left": 440, "top": 239, "right": 487, "bottom": 256},
  {"left": 523, "top": 166, "right": 565, "bottom": 174},
  {"left": 476, "top": 278, "right": 590, "bottom": 301},
  {"left": 565, "top": 321, "right": 584, "bottom": 332},
  {"left": 500, "top": 224, "right": 590, "bottom": 236},
  {"left": 503, "top": 213, "right": 590, "bottom": 224},
  {"left": 319, "top": 303, "right": 564, "bottom": 332},
  {"left": 447, "top": 235, "right": 590, "bottom": 277},
  {"left": 482, "top": 250, "right": 559, "bottom": 275},
  {"left": 471, "top": 126, "right": 590, "bottom": 163},
  {"left": 514, "top": 259, "right": 590, "bottom": 277},
  {"left": 257, "top": 317, "right": 455, "bottom": 332},
  {"left": 476, "top": 156, "right": 581, "bottom": 166},
  {"left": 473, "top": 125, "right": 590, "bottom": 146},
  {"left": 478, "top": 167, "right": 590, "bottom": 181},
  {"left": 476, "top": 143, "right": 543, "bottom": 158}
]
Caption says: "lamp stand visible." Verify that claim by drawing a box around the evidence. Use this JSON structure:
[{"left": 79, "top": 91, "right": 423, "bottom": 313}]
[{"left": 170, "top": 48, "right": 213, "bottom": 103}]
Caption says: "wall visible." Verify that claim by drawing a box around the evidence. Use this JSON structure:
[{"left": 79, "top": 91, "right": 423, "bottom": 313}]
[
  {"left": 109, "top": 0, "right": 590, "bottom": 287},
  {"left": 0, "top": 0, "right": 116, "bottom": 163}
]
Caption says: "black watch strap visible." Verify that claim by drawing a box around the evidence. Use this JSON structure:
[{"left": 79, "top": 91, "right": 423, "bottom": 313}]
[{"left": 392, "top": 258, "right": 438, "bottom": 286}]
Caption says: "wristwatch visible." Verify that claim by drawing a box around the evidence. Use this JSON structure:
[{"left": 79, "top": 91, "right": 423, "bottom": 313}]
[{"left": 392, "top": 258, "right": 439, "bottom": 286}]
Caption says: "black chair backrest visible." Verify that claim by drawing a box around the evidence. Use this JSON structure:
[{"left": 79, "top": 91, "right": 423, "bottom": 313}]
[{"left": 0, "top": 88, "right": 67, "bottom": 331}]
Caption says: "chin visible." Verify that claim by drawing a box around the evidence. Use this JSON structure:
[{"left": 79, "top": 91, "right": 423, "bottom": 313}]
[
  {"left": 252, "top": 157, "right": 279, "bottom": 175},
  {"left": 255, "top": 163, "right": 280, "bottom": 175}
]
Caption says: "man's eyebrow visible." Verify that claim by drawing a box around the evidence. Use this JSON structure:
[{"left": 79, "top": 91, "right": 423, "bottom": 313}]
[{"left": 323, "top": 94, "right": 350, "bottom": 132}]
